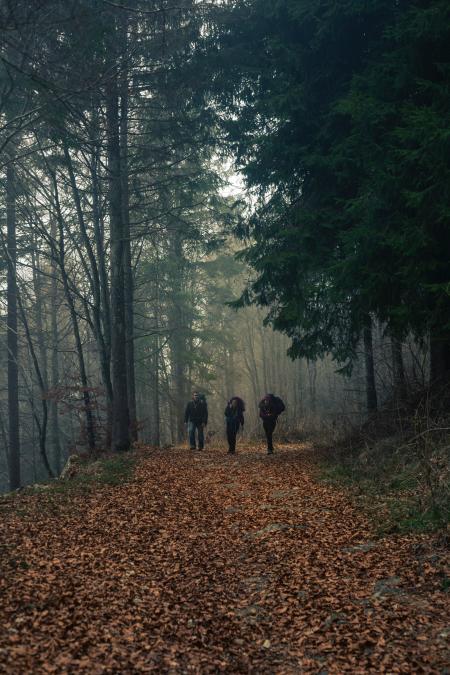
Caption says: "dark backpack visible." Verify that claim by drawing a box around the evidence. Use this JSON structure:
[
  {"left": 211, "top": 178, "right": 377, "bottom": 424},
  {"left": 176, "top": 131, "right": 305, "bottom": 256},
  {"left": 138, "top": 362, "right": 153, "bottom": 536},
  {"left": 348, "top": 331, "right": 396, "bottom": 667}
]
[
  {"left": 272, "top": 396, "right": 285, "bottom": 416},
  {"left": 229, "top": 396, "right": 245, "bottom": 412},
  {"left": 259, "top": 394, "right": 285, "bottom": 417}
]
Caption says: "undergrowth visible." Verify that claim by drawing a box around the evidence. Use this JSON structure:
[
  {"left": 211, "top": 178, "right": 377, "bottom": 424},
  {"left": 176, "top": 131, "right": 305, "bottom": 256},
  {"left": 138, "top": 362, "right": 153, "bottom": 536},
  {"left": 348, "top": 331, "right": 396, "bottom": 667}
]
[
  {"left": 43, "top": 454, "right": 136, "bottom": 492},
  {"left": 318, "top": 388, "right": 450, "bottom": 536},
  {"left": 0, "top": 454, "right": 137, "bottom": 518}
]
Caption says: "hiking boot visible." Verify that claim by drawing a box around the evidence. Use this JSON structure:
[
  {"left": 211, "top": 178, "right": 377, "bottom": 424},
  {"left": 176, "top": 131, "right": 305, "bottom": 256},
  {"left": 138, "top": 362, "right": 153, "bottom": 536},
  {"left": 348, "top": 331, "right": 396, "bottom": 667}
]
[
  {"left": 267, "top": 448, "right": 274, "bottom": 455},
  {"left": 190, "top": 446, "right": 196, "bottom": 450}
]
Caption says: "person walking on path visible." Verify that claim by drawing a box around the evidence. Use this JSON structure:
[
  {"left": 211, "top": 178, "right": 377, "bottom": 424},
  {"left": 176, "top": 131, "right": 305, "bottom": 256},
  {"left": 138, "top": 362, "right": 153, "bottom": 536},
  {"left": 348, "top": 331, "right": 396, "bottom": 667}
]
[
  {"left": 258, "top": 393, "right": 285, "bottom": 454},
  {"left": 224, "top": 397, "right": 245, "bottom": 454},
  {"left": 184, "top": 392, "right": 208, "bottom": 450}
]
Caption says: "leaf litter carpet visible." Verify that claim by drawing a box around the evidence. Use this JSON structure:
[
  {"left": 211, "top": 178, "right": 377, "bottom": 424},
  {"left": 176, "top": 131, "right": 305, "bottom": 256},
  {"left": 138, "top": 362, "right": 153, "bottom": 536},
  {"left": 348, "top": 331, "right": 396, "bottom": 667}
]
[{"left": 0, "top": 445, "right": 448, "bottom": 673}]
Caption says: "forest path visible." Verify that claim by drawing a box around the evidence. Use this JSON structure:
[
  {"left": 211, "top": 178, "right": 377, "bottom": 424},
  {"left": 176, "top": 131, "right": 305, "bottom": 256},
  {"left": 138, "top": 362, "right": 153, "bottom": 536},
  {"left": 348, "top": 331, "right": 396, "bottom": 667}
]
[{"left": 0, "top": 444, "right": 448, "bottom": 673}]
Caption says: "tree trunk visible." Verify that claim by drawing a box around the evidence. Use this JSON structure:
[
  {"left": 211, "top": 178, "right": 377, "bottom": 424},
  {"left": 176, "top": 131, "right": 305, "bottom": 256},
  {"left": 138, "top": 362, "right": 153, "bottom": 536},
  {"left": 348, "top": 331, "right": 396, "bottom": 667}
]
[
  {"left": 50, "top": 215, "right": 62, "bottom": 474},
  {"left": 363, "top": 319, "right": 378, "bottom": 413},
  {"left": 168, "top": 231, "right": 187, "bottom": 443},
  {"left": 391, "top": 337, "right": 407, "bottom": 402},
  {"left": 306, "top": 360, "right": 317, "bottom": 415},
  {"left": 106, "top": 67, "right": 130, "bottom": 452},
  {"left": 0, "top": 409, "right": 9, "bottom": 472},
  {"left": 6, "top": 163, "right": 20, "bottom": 490},
  {"left": 260, "top": 326, "right": 269, "bottom": 393},
  {"left": 31, "top": 245, "right": 48, "bottom": 389},
  {"left": 17, "top": 291, "right": 54, "bottom": 478},
  {"left": 224, "top": 346, "right": 234, "bottom": 400},
  {"left": 151, "top": 336, "right": 161, "bottom": 447},
  {"left": 64, "top": 143, "right": 113, "bottom": 444},
  {"left": 120, "top": 43, "right": 137, "bottom": 442},
  {"left": 51, "top": 175, "right": 96, "bottom": 453},
  {"left": 151, "top": 272, "right": 161, "bottom": 447},
  {"left": 429, "top": 329, "right": 450, "bottom": 387},
  {"left": 90, "top": 138, "right": 113, "bottom": 440},
  {"left": 170, "top": 327, "right": 186, "bottom": 443}
]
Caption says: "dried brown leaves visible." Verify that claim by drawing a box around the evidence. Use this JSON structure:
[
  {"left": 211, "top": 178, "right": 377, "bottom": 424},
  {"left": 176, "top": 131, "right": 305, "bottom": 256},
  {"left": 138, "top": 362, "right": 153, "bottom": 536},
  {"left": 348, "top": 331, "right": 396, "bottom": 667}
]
[{"left": 0, "top": 444, "right": 448, "bottom": 673}]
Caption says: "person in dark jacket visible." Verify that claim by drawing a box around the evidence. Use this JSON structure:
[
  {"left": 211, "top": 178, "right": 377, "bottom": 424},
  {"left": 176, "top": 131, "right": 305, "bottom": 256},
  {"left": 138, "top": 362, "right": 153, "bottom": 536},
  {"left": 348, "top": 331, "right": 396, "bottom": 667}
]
[
  {"left": 224, "top": 396, "right": 245, "bottom": 454},
  {"left": 184, "top": 391, "right": 208, "bottom": 450},
  {"left": 258, "top": 393, "right": 285, "bottom": 454}
]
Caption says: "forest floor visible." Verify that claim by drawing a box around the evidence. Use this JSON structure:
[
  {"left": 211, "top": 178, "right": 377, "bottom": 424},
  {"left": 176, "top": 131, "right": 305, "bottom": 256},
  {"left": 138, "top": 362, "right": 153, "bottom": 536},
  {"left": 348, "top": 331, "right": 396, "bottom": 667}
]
[{"left": 0, "top": 443, "right": 448, "bottom": 674}]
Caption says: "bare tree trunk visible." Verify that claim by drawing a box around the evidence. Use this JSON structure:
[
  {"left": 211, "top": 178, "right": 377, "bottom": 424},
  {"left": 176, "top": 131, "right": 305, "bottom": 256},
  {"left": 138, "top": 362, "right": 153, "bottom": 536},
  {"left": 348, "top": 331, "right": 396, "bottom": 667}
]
[
  {"left": 224, "top": 346, "right": 234, "bottom": 400},
  {"left": 151, "top": 337, "right": 161, "bottom": 447},
  {"left": 106, "top": 66, "right": 130, "bottom": 452},
  {"left": 6, "top": 163, "right": 20, "bottom": 490},
  {"left": 0, "top": 409, "right": 9, "bottom": 472},
  {"left": 259, "top": 325, "right": 269, "bottom": 393},
  {"left": 243, "top": 313, "right": 261, "bottom": 397},
  {"left": 429, "top": 328, "right": 450, "bottom": 387},
  {"left": 242, "top": 327, "right": 260, "bottom": 412},
  {"left": 49, "top": 216, "right": 62, "bottom": 474},
  {"left": 170, "top": 326, "right": 186, "bottom": 443},
  {"left": 151, "top": 272, "right": 161, "bottom": 447},
  {"left": 51, "top": 175, "right": 96, "bottom": 453},
  {"left": 31, "top": 244, "right": 48, "bottom": 388},
  {"left": 306, "top": 360, "right": 317, "bottom": 414},
  {"left": 17, "top": 290, "right": 53, "bottom": 478},
  {"left": 363, "top": 319, "right": 378, "bottom": 413},
  {"left": 391, "top": 337, "right": 407, "bottom": 402},
  {"left": 168, "top": 231, "right": 187, "bottom": 443},
  {"left": 120, "top": 39, "right": 137, "bottom": 442},
  {"left": 298, "top": 360, "right": 305, "bottom": 417},
  {"left": 90, "top": 137, "right": 113, "bottom": 440},
  {"left": 158, "top": 347, "right": 173, "bottom": 445},
  {"left": 63, "top": 143, "right": 113, "bottom": 445}
]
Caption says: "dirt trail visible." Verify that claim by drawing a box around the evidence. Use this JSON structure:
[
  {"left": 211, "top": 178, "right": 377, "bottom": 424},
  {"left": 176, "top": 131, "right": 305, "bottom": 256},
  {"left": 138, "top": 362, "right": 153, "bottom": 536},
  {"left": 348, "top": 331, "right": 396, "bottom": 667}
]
[{"left": 0, "top": 445, "right": 448, "bottom": 673}]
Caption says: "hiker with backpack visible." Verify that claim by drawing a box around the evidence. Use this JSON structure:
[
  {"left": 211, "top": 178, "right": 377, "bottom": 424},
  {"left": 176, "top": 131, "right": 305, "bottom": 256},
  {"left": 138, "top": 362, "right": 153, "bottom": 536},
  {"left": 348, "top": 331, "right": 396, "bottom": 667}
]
[
  {"left": 258, "top": 393, "right": 285, "bottom": 454},
  {"left": 224, "top": 396, "right": 245, "bottom": 454},
  {"left": 184, "top": 391, "right": 208, "bottom": 450}
]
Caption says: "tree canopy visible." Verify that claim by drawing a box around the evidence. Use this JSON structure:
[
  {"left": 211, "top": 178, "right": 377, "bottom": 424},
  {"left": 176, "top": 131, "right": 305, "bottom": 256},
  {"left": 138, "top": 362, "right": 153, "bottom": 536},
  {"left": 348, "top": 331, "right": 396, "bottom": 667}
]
[{"left": 204, "top": 0, "right": 450, "bottom": 376}]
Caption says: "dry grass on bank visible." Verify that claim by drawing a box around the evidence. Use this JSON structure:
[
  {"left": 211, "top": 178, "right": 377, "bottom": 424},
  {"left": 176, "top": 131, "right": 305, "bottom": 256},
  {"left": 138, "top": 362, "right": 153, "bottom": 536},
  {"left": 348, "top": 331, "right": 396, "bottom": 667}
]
[{"left": 317, "top": 390, "right": 450, "bottom": 536}]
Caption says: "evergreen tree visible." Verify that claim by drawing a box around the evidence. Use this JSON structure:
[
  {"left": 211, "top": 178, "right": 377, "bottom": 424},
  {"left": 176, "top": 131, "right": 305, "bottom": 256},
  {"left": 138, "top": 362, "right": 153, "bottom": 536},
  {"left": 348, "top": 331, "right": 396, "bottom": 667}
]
[{"left": 205, "top": 0, "right": 450, "bottom": 383}]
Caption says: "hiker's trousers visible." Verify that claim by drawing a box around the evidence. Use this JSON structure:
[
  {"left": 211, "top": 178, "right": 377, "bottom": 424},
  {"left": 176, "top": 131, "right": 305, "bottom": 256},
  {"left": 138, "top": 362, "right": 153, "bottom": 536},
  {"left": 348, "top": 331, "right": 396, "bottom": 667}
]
[
  {"left": 188, "top": 421, "right": 204, "bottom": 449},
  {"left": 262, "top": 417, "right": 277, "bottom": 452}
]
